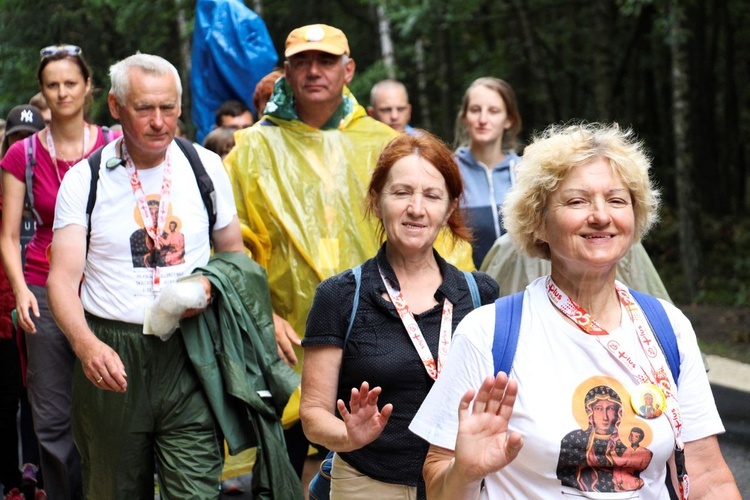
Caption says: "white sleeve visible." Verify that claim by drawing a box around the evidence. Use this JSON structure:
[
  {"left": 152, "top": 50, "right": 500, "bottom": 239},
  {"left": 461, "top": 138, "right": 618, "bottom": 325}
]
[
  {"left": 196, "top": 146, "right": 237, "bottom": 231},
  {"left": 409, "top": 305, "right": 497, "bottom": 450},
  {"left": 53, "top": 159, "right": 93, "bottom": 230},
  {"left": 663, "top": 301, "right": 726, "bottom": 442}
]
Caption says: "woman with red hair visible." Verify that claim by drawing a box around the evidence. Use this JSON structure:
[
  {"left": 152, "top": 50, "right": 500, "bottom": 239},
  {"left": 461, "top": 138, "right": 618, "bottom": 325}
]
[{"left": 300, "top": 131, "right": 498, "bottom": 498}]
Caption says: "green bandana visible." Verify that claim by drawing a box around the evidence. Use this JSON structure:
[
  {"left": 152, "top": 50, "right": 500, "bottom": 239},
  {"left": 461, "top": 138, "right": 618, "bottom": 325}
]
[{"left": 264, "top": 78, "right": 354, "bottom": 130}]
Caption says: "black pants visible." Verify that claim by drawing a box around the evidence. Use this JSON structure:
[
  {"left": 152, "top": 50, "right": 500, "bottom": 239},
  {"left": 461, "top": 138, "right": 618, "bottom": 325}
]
[
  {"left": 0, "top": 338, "right": 22, "bottom": 493},
  {"left": 284, "top": 421, "right": 310, "bottom": 478},
  {"left": 0, "top": 336, "right": 42, "bottom": 496}
]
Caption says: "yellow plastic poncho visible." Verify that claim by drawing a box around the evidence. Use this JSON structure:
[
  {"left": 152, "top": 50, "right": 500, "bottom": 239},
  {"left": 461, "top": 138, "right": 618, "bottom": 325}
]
[{"left": 225, "top": 86, "right": 473, "bottom": 368}]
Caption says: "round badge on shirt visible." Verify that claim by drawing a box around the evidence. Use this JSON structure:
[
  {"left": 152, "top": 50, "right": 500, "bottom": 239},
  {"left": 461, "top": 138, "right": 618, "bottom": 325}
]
[{"left": 631, "top": 383, "right": 666, "bottom": 419}]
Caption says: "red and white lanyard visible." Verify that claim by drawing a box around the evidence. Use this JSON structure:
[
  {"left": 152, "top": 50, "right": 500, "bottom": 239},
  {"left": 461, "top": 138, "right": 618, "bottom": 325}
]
[
  {"left": 546, "top": 276, "right": 689, "bottom": 498},
  {"left": 122, "top": 142, "right": 173, "bottom": 293},
  {"left": 379, "top": 265, "right": 453, "bottom": 380},
  {"left": 45, "top": 124, "right": 91, "bottom": 182}
]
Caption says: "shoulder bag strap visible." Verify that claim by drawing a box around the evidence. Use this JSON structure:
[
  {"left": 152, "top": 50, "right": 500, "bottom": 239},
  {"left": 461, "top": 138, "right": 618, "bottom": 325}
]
[
  {"left": 343, "top": 265, "right": 362, "bottom": 348},
  {"left": 462, "top": 270, "right": 481, "bottom": 309}
]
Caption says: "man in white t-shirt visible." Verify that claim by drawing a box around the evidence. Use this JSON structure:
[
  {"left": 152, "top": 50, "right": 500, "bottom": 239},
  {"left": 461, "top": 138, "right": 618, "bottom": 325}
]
[{"left": 46, "top": 53, "right": 244, "bottom": 499}]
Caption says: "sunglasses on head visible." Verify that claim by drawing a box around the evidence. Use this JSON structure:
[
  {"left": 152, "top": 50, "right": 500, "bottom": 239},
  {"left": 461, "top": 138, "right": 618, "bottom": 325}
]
[{"left": 40, "top": 45, "right": 82, "bottom": 60}]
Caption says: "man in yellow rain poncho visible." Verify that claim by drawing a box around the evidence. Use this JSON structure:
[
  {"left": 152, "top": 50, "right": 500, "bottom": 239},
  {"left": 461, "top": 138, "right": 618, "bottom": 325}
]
[{"left": 224, "top": 23, "right": 473, "bottom": 477}]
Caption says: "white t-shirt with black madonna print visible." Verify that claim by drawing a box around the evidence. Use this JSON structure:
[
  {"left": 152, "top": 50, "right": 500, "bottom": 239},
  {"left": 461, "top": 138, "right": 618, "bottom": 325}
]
[
  {"left": 410, "top": 277, "right": 723, "bottom": 499},
  {"left": 54, "top": 140, "right": 237, "bottom": 325}
]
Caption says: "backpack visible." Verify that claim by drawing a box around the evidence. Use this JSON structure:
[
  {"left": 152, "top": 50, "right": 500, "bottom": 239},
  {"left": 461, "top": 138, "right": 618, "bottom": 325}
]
[
  {"left": 20, "top": 128, "right": 114, "bottom": 263},
  {"left": 84, "top": 136, "right": 217, "bottom": 249},
  {"left": 23, "top": 127, "right": 113, "bottom": 226},
  {"left": 308, "top": 266, "right": 482, "bottom": 500},
  {"left": 492, "top": 289, "right": 680, "bottom": 382}
]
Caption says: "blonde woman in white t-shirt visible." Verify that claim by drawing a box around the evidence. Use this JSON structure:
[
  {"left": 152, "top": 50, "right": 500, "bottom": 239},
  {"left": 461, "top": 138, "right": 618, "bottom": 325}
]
[{"left": 410, "top": 122, "right": 740, "bottom": 499}]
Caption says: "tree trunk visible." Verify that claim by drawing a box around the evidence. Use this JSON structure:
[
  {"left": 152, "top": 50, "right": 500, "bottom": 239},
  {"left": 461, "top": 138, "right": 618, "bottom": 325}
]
[
  {"left": 722, "top": 0, "right": 745, "bottom": 211},
  {"left": 670, "top": 0, "right": 702, "bottom": 301},
  {"left": 414, "top": 38, "right": 432, "bottom": 131},
  {"left": 176, "top": 0, "right": 192, "bottom": 131},
  {"left": 375, "top": 2, "right": 396, "bottom": 79},
  {"left": 510, "top": 0, "right": 557, "bottom": 121},
  {"left": 592, "top": 1, "right": 614, "bottom": 121},
  {"left": 437, "top": 22, "right": 452, "bottom": 139}
]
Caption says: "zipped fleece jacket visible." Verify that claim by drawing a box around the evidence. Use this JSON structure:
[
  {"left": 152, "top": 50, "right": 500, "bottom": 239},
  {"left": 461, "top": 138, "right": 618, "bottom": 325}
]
[{"left": 455, "top": 147, "right": 520, "bottom": 269}]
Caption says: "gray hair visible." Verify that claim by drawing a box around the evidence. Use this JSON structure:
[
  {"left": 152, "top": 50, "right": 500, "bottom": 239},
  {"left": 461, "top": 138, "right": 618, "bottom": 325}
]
[{"left": 109, "top": 53, "right": 182, "bottom": 105}]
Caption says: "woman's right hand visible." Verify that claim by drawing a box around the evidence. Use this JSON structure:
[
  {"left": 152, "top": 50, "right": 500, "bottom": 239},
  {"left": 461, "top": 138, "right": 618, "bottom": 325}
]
[
  {"left": 453, "top": 373, "right": 523, "bottom": 481},
  {"left": 337, "top": 381, "right": 393, "bottom": 450},
  {"left": 15, "top": 286, "right": 40, "bottom": 333}
]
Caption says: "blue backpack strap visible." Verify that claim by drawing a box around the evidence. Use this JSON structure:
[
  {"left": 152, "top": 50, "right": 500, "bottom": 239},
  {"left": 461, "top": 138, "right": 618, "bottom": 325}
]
[
  {"left": 629, "top": 289, "right": 680, "bottom": 383},
  {"left": 492, "top": 292, "right": 524, "bottom": 375},
  {"left": 343, "top": 265, "right": 362, "bottom": 347},
  {"left": 462, "top": 271, "right": 481, "bottom": 309}
]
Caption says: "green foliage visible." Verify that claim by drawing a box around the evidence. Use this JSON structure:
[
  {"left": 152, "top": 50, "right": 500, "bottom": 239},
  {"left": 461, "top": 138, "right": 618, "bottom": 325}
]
[
  {"left": 1, "top": 0, "right": 749, "bottom": 309},
  {"left": 348, "top": 60, "right": 389, "bottom": 105},
  {"left": 0, "top": 0, "right": 192, "bottom": 124},
  {"left": 646, "top": 207, "right": 750, "bottom": 306}
]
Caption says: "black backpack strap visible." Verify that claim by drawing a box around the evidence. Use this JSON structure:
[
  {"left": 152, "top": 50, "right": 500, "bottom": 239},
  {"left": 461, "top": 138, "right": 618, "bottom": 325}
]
[
  {"left": 85, "top": 138, "right": 216, "bottom": 252},
  {"left": 85, "top": 146, "right": 105, "bottom": 252},
  {"left": 174, "top": 136, "right": 216, "bottom": 236}
]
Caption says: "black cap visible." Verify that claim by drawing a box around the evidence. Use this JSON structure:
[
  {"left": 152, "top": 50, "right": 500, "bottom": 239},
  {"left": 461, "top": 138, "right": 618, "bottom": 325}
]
[{"left": 5, "top": 105, "right": 45, "bottom": 137}]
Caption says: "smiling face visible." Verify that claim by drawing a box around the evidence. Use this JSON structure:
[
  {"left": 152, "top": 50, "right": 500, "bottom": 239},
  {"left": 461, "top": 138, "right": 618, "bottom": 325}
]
[
  {"left": 462, "top": 84, "right": 513, "bottom": 148},
  {"left": 374, "top": 154, "right": 456, "bottom": 258},
  {"left": 40, "top": 59, "right": 91, "bottom": 120},
  {"left": 109, "top": 68, "right": 181, "bottom": 167},
  {"left": 539, "top": 158, "right": 635, "bottom": 278}
]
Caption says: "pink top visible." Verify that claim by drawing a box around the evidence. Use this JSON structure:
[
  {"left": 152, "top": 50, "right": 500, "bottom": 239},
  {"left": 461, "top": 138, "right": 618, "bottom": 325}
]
[{"left": 0, "top": 126, "right": 121, "bottom": 286}]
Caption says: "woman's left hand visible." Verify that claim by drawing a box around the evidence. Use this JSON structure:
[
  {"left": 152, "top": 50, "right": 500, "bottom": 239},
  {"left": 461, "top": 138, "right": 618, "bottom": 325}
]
[{"left": 337, "top": 381, "right": 393, "bottom": 450}]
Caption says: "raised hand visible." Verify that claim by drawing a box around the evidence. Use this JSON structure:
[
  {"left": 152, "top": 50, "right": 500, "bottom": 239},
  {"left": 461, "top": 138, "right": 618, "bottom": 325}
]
[
  {"left": 337, "top": 381, "right": 393, "bottom": 451},
  {"left": 453, "top": 373, "right": 523, "bottom": 481}
]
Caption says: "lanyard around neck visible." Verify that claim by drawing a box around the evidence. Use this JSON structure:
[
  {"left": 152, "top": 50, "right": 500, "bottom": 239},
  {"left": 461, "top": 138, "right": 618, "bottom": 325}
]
[
  {"left": 45, "top": 124, "right": 90, "bottom": 182},
  {"left": 545, "top": 277, "right": 684, "bottom": 445},
  {"left": 547, "top": 276, "right": 689, "bottom": 499},
  {"left": 121, "top": 141, "right": 173, "bottom": 293},
  {"left": 378, "top": 265, "right": 452, "bottom": 380}
]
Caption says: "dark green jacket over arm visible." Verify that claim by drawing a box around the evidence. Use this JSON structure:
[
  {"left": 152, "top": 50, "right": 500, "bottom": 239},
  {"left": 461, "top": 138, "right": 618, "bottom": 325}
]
[{"left": 181, "top": 252, "right": 302, "bottom": 499}]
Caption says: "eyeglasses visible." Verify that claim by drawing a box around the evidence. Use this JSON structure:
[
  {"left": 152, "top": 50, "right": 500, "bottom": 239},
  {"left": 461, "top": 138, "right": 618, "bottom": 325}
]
[{"left": 39, "top": 45, "right": 82, "bottom": 60}]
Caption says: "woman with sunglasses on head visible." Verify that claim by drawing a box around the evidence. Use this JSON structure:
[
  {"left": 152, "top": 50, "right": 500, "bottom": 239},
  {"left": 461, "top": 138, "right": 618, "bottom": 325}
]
[{"left": 0, "top": 44, "right": 120, "bottom": 500}]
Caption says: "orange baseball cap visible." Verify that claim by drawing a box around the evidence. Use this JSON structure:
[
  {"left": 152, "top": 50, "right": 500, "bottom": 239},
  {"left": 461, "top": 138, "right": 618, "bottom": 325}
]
[{"left": 285, "top": 24, "right": 350, "bottom": 58}]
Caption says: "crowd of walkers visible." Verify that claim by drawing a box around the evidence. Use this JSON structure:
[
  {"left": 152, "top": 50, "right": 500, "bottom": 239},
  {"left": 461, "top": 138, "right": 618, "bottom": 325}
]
[{"left": 0, "top": 20, "right": 741, "bottom": 500}]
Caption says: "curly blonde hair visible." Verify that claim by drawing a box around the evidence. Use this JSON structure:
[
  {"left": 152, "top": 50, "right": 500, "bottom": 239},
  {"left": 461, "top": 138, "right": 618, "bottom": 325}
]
[{"left": 502, "top": 122, "right": 660, "bottom": 260}]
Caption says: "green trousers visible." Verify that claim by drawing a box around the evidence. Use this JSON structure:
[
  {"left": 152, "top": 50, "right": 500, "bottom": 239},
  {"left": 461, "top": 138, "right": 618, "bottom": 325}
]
[{"left": 72, "top": 316, "right": 222, "bottom": 499}]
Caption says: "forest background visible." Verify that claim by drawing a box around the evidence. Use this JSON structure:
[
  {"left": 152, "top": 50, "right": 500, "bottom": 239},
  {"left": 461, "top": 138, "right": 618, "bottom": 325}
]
[{"left": 0, "top": 0, "right": 749, "bottom": 361}]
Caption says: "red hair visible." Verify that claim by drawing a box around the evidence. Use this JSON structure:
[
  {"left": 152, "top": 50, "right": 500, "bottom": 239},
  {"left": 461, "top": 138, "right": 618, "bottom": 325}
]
[
  {"left": 253, "top": 69, "right": 284, "bottom": 116},
  {"left": 366, "top": 130, "right": 472, "bottom": 242}
]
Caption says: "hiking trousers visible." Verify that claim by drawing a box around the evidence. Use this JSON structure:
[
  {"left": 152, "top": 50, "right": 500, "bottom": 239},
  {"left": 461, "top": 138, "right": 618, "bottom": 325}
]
[{"left": 72, "top": 315, "right": 222, "bottom": 499}]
